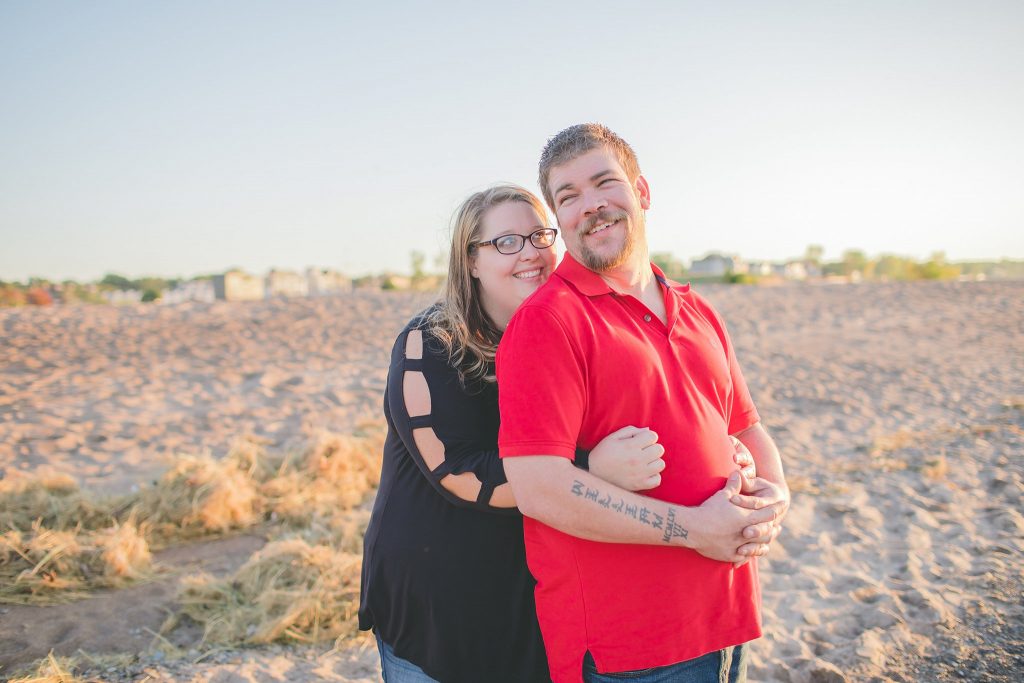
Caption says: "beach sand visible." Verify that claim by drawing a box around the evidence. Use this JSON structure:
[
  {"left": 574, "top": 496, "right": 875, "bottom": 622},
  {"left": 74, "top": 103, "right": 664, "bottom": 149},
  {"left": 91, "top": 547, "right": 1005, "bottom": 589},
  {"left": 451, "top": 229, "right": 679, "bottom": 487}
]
[{"left": 1, "top": 282, "right": 1021, "bottom": 682}]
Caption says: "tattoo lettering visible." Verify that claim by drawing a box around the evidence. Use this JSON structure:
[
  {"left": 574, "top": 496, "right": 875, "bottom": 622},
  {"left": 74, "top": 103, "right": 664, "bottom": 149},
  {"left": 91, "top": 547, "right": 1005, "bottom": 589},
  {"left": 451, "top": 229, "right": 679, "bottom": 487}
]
[
  {"left": 567, "top": 480, "right": 685, "bottom": 544},
  {"left": 662, "top": 507, "right": 689, "bottom": 543},
  {"left": 639, "top": 507, "right": 650, "bottom": 525}
]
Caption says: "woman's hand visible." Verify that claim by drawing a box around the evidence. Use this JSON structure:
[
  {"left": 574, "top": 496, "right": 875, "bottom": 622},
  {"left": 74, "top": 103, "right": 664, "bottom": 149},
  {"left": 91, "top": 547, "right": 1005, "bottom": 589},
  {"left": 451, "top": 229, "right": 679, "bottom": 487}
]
[
  {"left": 587, "top": 426, "right": 666, "bottom": 491},
  {"left": 731, "top": 436, "right": 757, "bottom": 492}
]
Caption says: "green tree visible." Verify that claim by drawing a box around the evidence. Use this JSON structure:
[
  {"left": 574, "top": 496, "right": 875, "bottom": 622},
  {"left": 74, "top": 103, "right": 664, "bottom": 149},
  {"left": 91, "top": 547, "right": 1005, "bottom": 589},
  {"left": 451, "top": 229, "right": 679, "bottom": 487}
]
[
  {"left": 100, "top": 273, "right": 135, "bottom": 290},
  {"left": 917, "top": 252, "right": 960, "bottom": 280},
  {"left": 841, "top": 249, "right": 868, "bottom": 276},
  {"left": 874, "top": 254, "right": 915, "bottom": 281}
]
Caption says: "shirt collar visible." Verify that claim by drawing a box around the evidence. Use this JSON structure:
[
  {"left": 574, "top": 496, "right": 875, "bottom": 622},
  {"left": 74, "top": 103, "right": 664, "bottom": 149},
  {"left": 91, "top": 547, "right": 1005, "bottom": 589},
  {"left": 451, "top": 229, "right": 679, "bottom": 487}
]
[{"left": 554, "top": 253, "right": 691, "bottom": 297}]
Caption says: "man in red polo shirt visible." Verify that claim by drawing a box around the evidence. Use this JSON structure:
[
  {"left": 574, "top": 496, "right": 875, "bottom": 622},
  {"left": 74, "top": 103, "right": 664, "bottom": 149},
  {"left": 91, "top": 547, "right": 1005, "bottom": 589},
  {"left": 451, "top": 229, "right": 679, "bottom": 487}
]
[{"left": 497, "top": 123, "right": 790, "bottom": 683}]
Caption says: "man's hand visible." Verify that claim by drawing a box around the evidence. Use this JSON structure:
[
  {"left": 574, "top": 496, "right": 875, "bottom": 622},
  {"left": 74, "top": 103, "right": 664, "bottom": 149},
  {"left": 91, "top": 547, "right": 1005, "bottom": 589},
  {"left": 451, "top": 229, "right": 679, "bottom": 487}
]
[
  {"left": 686, "top": 472, "right": 787, "bottom": 563},
  {"left": 730, "top": 476, "right": 790, "bottom": 566}
]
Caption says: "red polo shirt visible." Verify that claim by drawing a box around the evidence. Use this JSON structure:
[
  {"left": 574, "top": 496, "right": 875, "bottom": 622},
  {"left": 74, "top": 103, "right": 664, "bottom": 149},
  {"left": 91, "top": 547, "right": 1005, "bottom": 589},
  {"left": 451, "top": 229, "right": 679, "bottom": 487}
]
[{"left": 497, "top": 254, "right": 763, "bottom": 683}]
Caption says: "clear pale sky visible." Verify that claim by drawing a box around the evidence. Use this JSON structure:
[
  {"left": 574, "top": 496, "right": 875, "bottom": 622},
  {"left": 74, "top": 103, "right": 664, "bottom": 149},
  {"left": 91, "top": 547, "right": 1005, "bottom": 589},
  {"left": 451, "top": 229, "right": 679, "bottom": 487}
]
[{"left": 2, "top": 1, "right": 1022, "bottom": 282}]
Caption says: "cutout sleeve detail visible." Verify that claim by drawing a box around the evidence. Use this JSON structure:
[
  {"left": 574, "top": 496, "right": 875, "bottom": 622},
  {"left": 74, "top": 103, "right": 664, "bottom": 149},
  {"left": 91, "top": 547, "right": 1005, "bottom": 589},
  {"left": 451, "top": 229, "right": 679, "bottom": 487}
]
[{"left": 385, "top": 326, "right": 516, "bottom": 512}]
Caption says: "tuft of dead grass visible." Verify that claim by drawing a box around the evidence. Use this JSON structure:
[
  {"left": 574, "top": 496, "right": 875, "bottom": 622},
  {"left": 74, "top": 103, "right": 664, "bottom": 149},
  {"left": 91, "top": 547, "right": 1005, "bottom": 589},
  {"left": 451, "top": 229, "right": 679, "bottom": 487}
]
[
  {"left": 261, "top": 431, "right": 382, "bottom": 526},
  {"left": 0, "top": 426, "right": 384, "bottom": 608},
  {"left": 918, "top": 455, "right": 949, "bottom": 480},
  {"left": 6, "top": 652, "right": 84, "bottom": 683},
  {"left": 868, "top": 429, "right": 919, "bottom": 455},
  {"left": 173, "top": 538, "right": 362, "bottom": 646},
  {"left": 0, "top": 520, "right": 152, "bottom": 604},
  {"left": 0, "top": 473, "right": 123, "bottom": 533},
  {"left": 133, "top": 453, "right": 262, "bottom": 545}
]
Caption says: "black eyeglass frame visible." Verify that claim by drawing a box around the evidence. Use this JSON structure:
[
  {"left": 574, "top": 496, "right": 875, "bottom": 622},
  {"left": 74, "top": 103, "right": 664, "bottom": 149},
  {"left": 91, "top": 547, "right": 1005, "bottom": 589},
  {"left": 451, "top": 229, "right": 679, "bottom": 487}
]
[{"left": 471, "top": 228, "right": 559, "bottom": 255}]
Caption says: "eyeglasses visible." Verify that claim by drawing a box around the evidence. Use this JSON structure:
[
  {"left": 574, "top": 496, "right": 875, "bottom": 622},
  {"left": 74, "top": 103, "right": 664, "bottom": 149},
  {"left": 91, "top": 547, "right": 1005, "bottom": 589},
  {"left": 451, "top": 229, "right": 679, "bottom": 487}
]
[{"left": 472, "top": 228, "right": 558, "bottom": 255}]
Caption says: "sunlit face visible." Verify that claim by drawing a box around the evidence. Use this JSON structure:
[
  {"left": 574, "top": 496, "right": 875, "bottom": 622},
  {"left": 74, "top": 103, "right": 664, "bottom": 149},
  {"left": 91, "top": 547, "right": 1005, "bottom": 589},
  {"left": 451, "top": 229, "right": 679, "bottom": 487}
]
[
  {"left": 471, "top": 201, "right": 557, "bottom": 328},
  {"left": 547, "top": 146, "right": 650, "bottom": 272}
]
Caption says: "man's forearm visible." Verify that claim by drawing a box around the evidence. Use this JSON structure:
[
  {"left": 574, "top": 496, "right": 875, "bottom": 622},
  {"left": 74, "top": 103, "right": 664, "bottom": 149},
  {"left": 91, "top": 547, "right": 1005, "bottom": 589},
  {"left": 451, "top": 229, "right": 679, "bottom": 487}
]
[
  {"left": 503, "top": 455, "right": 781, "bottom": 561},
  {"left": 505, "top": 456, "right": 691, "bottom": 546}
]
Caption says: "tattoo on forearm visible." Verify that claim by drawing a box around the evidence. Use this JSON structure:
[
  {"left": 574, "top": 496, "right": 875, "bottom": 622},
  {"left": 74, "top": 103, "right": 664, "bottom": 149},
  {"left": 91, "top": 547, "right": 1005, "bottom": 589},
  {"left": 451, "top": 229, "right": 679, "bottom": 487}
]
[
  {"left": 571, "top": 480, "right": 689, "bottom": 544},
  {"left": 663, "top": 507, "right": 689, "bottom": 543}
]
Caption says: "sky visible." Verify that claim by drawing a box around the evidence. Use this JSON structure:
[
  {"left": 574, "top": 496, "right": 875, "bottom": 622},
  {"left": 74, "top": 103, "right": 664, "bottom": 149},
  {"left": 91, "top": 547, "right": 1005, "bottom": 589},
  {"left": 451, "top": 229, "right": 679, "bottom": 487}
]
[{"left": 1, "top": 0, "right": 1022, "bottom": 282}]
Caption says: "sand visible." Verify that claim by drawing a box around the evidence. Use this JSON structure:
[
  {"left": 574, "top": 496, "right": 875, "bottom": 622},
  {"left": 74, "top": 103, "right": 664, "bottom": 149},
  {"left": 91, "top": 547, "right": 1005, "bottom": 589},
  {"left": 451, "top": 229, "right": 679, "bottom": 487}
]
[{"left": 1, "top": 282, "right": 1021, "bottom": 682}]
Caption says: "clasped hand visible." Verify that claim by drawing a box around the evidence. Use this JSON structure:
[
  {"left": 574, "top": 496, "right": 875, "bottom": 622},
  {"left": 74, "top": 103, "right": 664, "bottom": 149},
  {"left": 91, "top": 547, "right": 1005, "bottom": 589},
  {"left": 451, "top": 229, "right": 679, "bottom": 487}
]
[
  {"left": 688, "top": 471, "right": 789, "bottom": 565},
  {"left": 729, "top": 475, "right": 789, "bottom": 566}
]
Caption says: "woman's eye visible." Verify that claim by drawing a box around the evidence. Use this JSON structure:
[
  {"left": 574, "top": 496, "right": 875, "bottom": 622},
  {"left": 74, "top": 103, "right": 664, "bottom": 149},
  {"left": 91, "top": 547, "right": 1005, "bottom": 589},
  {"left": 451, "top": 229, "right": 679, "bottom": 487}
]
[{"left": 496, "top": 236, "right": 519, "bottom": 250}]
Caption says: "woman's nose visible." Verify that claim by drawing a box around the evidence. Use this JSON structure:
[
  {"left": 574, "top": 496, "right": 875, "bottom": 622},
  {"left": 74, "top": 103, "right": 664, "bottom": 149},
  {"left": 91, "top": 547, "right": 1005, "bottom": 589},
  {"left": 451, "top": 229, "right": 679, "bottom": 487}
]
[{"left": 519, "top": 240, "right": 541, "bottom": 260}]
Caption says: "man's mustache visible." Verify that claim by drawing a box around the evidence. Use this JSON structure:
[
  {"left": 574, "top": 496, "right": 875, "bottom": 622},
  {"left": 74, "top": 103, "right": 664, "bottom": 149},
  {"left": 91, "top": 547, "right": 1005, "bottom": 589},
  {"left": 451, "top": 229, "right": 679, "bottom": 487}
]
[{"left": 579, "top": 210, "right": 630, "bottom": 235}]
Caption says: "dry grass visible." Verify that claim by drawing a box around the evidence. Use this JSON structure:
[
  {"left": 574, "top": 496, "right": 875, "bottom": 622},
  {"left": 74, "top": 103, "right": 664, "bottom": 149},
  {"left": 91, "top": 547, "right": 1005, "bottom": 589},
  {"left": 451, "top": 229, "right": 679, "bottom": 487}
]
[
  {"left": 0, "top": 520, "right": 152, "bottom": 604},
  {"left": 173, "top": 538, "right": 362, "bottom": 646},
  {"left": 0, "top": 473, "right": 124, "bottom": 533},
  {"left": 918, "top": 455, "right": 950, "bottom": 480},
  {"left": 0, "top": 426, "right": 383, "bottom": 616},
  {"left": 6, "top": 652, "right": 84, "bottom": 683},
  {"left": 134, "top": 453, "right": 263, "bottom": 545},
  {"left": 867, "top": 429, "right": 920, "bottom": 455},
  {"left": 161, "top": 430, "right": 381, "bottom": 648},
  {"left": 261, "top": 430, "right": 383, "bottom": 526}
]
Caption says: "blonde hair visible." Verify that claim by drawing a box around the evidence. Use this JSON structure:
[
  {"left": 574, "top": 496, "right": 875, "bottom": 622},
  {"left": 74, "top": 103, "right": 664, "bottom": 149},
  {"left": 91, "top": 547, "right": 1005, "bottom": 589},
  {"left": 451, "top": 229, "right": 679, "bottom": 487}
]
[
  {"left": 538, "top": 123, "right": 641, "bottom": 210},
  {"left": 426, "top": 184, "right": 549, "bottom": 385}
]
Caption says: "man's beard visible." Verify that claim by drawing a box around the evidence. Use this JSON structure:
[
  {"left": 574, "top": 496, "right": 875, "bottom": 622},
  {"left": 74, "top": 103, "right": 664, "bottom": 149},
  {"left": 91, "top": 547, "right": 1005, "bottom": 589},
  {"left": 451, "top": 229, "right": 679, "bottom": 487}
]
[{"left": 576, "top": 209, "right": 638, "bottom": 272}]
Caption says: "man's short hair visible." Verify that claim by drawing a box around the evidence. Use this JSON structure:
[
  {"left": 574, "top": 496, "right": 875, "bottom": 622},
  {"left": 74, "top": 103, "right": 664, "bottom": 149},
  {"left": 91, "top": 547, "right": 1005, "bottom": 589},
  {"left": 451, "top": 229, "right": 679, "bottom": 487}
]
[{"left": 538, "top": 123, "right": 641, "bottom": 210}]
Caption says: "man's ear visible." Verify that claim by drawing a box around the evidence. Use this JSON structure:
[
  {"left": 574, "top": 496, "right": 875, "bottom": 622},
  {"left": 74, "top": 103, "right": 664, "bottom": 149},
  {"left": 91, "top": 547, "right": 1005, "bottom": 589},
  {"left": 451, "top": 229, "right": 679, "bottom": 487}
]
[{"left": 635, "top": 175, "right": 651, "bottom": 210}]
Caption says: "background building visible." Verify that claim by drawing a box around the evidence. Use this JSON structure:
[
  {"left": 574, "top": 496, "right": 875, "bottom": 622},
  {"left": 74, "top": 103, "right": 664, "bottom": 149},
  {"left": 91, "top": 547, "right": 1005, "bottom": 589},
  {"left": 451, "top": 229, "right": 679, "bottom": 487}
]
[{"left": 213, "top": 271, "right": 265, "bottom": 301}]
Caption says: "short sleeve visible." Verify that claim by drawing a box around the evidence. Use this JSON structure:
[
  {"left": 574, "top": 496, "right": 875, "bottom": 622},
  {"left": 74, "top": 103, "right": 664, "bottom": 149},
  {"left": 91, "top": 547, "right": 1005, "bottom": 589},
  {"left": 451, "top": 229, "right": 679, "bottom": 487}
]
[{"left": 497, "top": 305, "right": 587, "bottom": 460}]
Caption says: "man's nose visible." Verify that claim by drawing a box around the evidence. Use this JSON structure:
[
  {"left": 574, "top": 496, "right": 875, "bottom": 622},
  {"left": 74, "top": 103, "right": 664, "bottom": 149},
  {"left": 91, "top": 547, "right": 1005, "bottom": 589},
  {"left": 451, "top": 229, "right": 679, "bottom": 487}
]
[{"left": 581, "top": 188, "right": 607, "bottom": 215}]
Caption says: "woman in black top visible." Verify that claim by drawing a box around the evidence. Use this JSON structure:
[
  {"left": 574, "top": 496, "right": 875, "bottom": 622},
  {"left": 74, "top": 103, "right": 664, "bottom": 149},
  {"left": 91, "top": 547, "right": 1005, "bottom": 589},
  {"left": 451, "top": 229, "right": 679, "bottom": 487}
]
[{"left": 359, "top": 185, "right": 754, "bottom": 682}]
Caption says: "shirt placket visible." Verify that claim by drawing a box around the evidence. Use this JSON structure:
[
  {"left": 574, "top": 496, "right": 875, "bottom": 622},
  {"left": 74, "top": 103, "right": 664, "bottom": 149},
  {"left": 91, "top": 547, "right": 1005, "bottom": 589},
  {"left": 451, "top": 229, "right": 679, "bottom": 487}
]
[{"left": 611, "top": 292, "right": 670, "bottom": 337}]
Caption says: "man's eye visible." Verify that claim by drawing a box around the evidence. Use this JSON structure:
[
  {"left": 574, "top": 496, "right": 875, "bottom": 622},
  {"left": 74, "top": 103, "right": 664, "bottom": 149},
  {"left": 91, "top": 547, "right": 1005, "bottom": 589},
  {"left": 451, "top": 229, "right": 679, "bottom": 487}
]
[{"left": 559, "top": 194, "right": 577, "bottom": 206}]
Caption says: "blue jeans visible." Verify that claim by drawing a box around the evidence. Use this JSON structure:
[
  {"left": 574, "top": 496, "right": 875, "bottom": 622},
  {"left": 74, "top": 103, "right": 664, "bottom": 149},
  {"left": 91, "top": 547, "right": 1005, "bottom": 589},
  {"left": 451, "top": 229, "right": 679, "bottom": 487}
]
[
  {"left": 583, "top": 644, "right": 748, "bottom": 682},
  {"left": 375, "top": 634, "right": 439, "bottom": 683}
]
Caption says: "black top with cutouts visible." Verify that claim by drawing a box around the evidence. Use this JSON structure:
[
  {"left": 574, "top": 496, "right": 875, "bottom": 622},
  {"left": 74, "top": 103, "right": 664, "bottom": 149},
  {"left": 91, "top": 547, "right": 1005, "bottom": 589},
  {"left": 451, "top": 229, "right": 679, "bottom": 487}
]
[{"left": 359, "top": 310, "right": 549, "bottom": 683}]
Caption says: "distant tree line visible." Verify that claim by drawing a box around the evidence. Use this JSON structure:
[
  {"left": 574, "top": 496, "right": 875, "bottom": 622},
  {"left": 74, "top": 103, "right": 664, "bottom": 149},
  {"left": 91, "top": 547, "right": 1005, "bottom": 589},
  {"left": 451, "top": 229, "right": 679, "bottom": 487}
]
[
  {"left": 820, "top": 250, "right": 962, "bottom": 280},
  {"left": 5, "top": 251, "right": 1022, "bottom": 307},
  {"left": 0, "top": 273, "right": 206, "bottom": 307},
  {"left": 652, "top": 247, "right": 1024, "bottom": 284}
]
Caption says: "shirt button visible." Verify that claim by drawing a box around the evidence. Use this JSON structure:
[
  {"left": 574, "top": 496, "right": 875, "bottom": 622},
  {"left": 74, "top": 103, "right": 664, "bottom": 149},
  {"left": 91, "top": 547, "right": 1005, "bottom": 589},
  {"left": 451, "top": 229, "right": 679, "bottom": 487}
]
[{"left": 644, "top": 314, "right": 652, "bottom": 322}]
